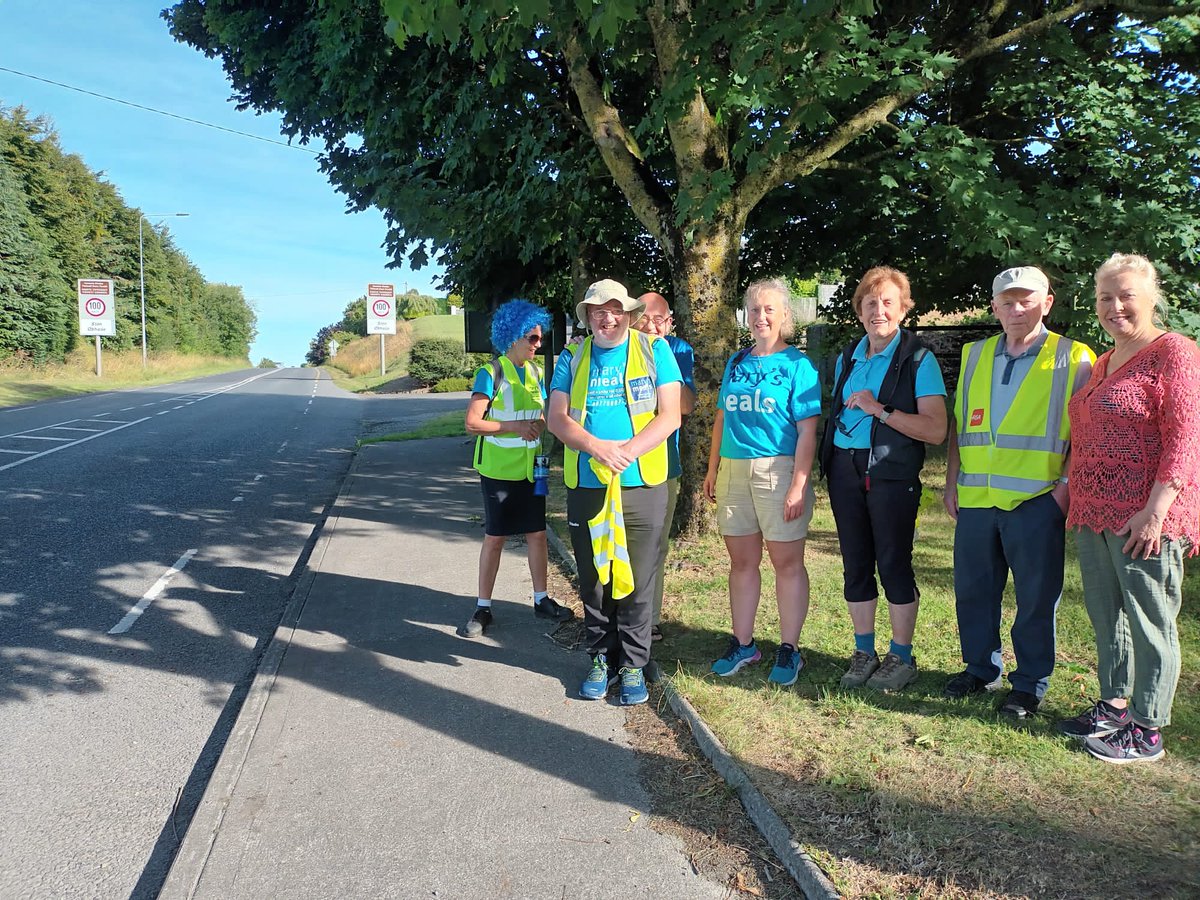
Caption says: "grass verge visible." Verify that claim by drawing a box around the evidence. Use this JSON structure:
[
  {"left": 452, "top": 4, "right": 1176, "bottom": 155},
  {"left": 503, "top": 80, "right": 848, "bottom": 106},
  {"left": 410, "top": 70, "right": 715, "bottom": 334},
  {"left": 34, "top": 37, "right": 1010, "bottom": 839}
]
[
  {"left": 547, "top": 448, "right": 1199, "bottom": 899},
  {"left": 358, "top": 410, "right": 466, "bottom": 444},
  {"left": 0, "top": 348, "right": 251, "bottom": 408}
]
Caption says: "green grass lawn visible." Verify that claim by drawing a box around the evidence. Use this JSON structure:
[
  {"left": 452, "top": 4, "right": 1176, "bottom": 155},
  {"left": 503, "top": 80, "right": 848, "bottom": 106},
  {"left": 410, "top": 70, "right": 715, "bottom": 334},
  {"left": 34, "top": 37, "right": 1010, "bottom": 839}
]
[
  {"left": 411, "top": 314, "right": 465, "bottom": 342},
  {"left": 545, "top": 447, "right": 1199, "bottom": 899},
  {"left": 358, "top": 410, "right": 466, "bottom": 444}
]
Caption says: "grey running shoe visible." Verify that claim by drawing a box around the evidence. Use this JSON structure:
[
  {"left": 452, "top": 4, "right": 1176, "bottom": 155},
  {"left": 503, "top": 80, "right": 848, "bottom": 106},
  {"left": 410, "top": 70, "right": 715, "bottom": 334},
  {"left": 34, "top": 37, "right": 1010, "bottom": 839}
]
[{"left": 1058, "top": 700, "right": 1132, "bottom": 738}]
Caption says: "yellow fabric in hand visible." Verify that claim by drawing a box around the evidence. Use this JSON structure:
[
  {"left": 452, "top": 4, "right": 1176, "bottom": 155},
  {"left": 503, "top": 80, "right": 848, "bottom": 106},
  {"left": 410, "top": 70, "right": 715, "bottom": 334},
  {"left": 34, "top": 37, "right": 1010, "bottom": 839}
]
[{"left": 587, "top": 460, "right": 634, "bottom": 600}]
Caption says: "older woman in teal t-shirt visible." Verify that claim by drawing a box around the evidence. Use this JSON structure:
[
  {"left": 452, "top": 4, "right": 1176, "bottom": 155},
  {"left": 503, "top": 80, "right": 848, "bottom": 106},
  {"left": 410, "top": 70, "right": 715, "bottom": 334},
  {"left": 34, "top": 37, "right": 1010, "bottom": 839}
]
[{"left": 702, "top": 278, "right": 821, "bottom": 687}]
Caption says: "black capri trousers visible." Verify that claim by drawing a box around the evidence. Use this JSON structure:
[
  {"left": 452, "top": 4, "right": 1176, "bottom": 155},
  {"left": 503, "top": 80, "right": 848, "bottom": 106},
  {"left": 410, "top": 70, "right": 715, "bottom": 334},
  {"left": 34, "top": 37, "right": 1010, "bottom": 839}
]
[{"left": 827, "top": 448, "right": 921, "bottom": 605}]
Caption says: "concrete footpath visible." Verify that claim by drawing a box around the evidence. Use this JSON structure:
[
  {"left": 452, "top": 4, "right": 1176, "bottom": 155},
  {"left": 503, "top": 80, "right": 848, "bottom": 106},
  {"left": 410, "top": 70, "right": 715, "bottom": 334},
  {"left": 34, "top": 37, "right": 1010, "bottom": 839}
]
[{"left": 160, "top": 437, "right": 729, "bottom": 899}]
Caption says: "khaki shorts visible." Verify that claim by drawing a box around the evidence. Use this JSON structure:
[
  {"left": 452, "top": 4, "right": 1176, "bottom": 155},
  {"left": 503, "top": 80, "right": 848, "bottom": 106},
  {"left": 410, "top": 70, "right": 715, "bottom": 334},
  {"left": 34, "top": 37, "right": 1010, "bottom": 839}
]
[{"left": 715, "top": 456, "right": 814, "bottom": 542}]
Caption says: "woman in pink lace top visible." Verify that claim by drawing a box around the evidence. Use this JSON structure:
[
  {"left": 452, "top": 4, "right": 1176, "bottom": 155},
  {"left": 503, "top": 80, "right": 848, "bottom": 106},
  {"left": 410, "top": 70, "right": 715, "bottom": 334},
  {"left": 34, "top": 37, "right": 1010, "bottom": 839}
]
[{"left": 1058, "top": 253, "right": 1200, "bottom": 765}]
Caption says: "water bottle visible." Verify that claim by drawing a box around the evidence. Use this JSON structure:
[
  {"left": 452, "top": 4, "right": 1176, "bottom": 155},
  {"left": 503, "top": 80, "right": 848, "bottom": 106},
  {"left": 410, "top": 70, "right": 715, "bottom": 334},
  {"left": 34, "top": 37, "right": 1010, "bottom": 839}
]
[{"left": 533, "top": 454, "right": 550, "bottom": 496}]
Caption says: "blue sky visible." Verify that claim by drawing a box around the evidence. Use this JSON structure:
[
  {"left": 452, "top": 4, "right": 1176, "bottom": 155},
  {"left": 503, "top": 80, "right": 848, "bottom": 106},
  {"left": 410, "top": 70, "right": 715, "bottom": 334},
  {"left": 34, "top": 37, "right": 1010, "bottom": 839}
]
[{"left": 0, "top": 1, "right": 442, "bottom": 366}]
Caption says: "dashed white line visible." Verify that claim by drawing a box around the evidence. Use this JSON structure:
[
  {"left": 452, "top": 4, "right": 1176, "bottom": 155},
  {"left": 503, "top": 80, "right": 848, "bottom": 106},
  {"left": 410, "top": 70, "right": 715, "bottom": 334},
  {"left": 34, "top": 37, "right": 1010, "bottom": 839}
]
[
  {"left": 0, "top": 417, "right": 151, "bottom": 472},
  {"left": 232, "top": 496, "right": 244, "bottom": 502},
  {"left": 108, "top": 549, "right": 198, "bottom": 634},
  {"left": 11, "top": 435, "right": 74, "bottom": 442},
  {"left": 0, "top": 448, "right": 34, "bottom": 455}
]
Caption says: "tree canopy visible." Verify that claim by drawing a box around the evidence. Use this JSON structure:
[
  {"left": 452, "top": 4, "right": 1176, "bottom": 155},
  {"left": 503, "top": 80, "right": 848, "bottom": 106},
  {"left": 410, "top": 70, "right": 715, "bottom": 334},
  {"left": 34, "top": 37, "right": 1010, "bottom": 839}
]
[
  {"left": 169, "top": 0, "right": 1200, "bottom": 531},
  {"left": 0, "top": 106, "right": 257, "bottom": 363}
]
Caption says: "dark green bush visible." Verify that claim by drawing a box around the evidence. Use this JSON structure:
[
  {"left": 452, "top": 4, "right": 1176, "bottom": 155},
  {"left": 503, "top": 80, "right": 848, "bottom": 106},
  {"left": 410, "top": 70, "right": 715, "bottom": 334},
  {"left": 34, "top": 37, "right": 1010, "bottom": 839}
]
[
  {"left": 431, "top": 376, "right": 470, "bottom": 393},
  {"left": 408, "top": 338, "right": 468, "bottom": 386}
]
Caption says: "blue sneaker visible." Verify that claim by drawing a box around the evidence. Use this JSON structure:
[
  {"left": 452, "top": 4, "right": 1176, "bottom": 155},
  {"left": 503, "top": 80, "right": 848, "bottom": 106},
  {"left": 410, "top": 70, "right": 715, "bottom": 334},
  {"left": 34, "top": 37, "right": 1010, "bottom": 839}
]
[
  {"left": 619, "top": 667, "right": 649, "bottom": 705},
  {"left": 579, "top": 654, "right": 616, "bottom": 700},
  {"left": 768, "top": 643, "right": 804, "bottom": 686},
  {"left": 711, "top": 636, "right": 761, "bottom": 676}
]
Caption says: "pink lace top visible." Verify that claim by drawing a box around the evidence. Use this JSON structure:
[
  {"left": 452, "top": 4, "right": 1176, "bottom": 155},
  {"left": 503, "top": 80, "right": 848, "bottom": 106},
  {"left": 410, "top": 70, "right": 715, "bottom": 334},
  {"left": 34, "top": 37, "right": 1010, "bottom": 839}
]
[{"left": 1067, "top": 332, "right": 1200, "bottom": 553}]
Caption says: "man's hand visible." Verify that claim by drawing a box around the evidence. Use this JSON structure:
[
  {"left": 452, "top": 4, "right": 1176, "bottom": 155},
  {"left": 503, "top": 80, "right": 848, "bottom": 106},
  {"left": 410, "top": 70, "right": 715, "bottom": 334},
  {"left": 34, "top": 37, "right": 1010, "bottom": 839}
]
[
  {"left": 783, "top": 481, "right": 807, "bottom": 522},
  {"left": 590, "top": 439, "right": 632, "bottom": 473},
  {"left": 1050, "top": 481, "right": 1070, "bottom": 516},
  {"left": 943, "top": 480, "right": 959, "bottom": 521}
]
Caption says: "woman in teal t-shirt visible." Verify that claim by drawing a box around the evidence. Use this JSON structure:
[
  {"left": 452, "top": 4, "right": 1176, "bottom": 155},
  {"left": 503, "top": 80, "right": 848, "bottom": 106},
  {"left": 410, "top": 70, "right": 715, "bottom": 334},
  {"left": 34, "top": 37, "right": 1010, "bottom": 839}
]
[{"left": 702, "top": 278, "right": 821, "bottom": 687}]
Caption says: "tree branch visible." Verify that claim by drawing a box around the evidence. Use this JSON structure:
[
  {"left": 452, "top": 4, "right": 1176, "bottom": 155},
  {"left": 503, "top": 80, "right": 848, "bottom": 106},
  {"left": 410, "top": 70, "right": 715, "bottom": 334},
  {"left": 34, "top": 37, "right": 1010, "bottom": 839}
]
[
  {"left": 737, "top": 0, "right": 1199, "bottom": 211},
  {"left": 559, "top": 28, "right": 675, "bottom": 255}
]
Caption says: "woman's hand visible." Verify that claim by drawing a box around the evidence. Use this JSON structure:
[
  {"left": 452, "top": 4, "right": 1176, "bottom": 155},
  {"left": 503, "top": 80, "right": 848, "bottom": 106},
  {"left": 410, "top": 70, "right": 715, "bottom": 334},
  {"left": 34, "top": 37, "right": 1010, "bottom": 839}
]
[
  {"left": 844, "top": 389, "right": 884, "bottom": 418},
  {"left": 703, "top": 468, "right": 718, "bottom": 503},
  {"left": 783, "top": 481, "right": 807, "bottom": 522},
  {"left": 1116, "top": 507, "right": 1166, "bottom": 559},
  {"left": 590, "top": 439, "right": 632, "bottom": 473},
  {"left": 512, "top": 419, "right": 544, "bottom": 442}
]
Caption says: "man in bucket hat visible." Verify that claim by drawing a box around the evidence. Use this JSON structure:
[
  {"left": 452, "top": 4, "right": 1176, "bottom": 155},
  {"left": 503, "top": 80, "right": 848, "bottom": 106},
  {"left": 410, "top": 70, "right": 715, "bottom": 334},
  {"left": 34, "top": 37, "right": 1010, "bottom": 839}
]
[
  {"left": 943, "top": 266, "right": 1094, "bottom": 718},
  {"left": 548, "top": 278, "right": 683, "bottom": 705}
]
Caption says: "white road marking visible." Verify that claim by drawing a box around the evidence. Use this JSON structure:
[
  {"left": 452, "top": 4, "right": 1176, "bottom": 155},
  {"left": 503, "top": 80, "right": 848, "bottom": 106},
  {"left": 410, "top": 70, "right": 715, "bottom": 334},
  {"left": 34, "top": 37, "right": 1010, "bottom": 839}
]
[
  {"left": 156, "top": 410, "right": 170, "bottom": 416},
  {"left": 120, "top": 407, "right": 136, "bottom": 411},
  {"left": 232, "top": 496, "right": 244, "bottom": 502},
  {"left": 253, "top": 474, "right": 264, "bottom": 481},
  {"left": 0, "top": 448, "right": 34, "bottom": 455},
  {"left": 0, "top": 406, "right": 33, "bottom": 413},
  {"left": 47, "top": 426, "right": 105, "bottom": 433},
  {"left": 0, "top": 417, "right": 151, "bottom": 472},
  {"left": 107, "top": 549, "right": 198, "bottom": 634},
  {"left": 11, "top": 435, "right": 74, "bottom": 442},
  {"left": 79, "top": 418, "right": 130, "bottom": 425}
]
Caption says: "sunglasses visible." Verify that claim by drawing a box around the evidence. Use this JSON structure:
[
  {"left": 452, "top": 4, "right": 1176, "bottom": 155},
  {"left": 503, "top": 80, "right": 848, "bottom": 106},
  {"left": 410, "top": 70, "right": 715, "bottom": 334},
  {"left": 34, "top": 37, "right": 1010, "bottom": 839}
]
[{"left": 524, "top": 332, "right": 543, "bottom": 345}]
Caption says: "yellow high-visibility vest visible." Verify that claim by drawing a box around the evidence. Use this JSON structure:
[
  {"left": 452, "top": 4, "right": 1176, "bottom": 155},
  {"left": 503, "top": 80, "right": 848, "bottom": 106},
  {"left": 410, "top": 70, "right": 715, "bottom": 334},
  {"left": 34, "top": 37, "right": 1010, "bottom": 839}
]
[
  {"left": 587, "top": 461, "right": 634, "bottom": 600},
  {"left": 473, "top": 355, "right": 543, "bottom": 482},
  {"left": 563, "top": 331, "right": 668, "bottom": 489},
  {"left": 956, "top": 331, "right": 1093, "bottom": 511}
]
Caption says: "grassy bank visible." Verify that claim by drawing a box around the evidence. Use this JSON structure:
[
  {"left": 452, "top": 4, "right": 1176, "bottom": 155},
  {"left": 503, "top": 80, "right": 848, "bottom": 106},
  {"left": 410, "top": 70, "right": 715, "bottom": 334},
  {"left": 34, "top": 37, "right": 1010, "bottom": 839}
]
[
  {"left": 0, "top": 348, "right": 251, "bottom": 408},
  {"left": 546, "top": 449, "right": 1199, "bottom": 899},
  {"left": 358, "top": 410, "right": 466, "bottom": 444},
  {"left": 324, "top": 316, "right": 467, "bottom": 393}
]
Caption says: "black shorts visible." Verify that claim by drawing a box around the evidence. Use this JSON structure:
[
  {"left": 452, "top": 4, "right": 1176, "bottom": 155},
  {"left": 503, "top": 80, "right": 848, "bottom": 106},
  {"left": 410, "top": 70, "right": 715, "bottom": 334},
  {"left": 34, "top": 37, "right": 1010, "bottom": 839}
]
[{"left": 480, "top": 475, "right": 546, "bottom": 536}]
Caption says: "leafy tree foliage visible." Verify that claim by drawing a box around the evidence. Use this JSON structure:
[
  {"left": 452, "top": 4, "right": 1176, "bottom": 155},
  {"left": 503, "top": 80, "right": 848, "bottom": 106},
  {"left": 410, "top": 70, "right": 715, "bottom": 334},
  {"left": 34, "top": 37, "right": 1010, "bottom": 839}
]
[
  {"left": 0, "top": 106, "right": 257, "bottom": 362},
  {"left": 168, "top": 1, "right": 1200, "bottom": 532}
]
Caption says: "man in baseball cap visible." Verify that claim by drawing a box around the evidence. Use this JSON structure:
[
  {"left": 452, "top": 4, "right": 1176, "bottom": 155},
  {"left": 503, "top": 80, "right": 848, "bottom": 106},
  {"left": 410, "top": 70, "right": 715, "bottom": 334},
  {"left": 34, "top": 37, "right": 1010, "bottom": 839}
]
[{"left": 943, "top": 264, "right": 1095, "bottom": 719}]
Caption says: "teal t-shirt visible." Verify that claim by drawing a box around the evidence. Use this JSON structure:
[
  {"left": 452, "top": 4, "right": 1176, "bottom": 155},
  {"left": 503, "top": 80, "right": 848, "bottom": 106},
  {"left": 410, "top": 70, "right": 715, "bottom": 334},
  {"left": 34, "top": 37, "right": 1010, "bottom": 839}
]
[
  {"left": 718, "top": 346, "right": 821, "bottom": 459},
  {"left": 550, "top": 336, "right": 683, "bottom": 488},
  {"left": 831, "top": 333, "right": 946, "bottom": 449},
  {"left": 665, "top": 335, "right": 695, "bottom": 480}
]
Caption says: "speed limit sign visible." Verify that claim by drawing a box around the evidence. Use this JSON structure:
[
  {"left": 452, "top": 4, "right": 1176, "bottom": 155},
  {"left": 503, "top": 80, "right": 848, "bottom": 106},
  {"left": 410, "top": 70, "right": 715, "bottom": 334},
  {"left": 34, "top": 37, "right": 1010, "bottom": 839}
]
[
  {"left": 78, "top": 279, "right": 116, "bottom": 336},
  {"left": 366, "top": 283, "right": 396, "bottom": 334}
]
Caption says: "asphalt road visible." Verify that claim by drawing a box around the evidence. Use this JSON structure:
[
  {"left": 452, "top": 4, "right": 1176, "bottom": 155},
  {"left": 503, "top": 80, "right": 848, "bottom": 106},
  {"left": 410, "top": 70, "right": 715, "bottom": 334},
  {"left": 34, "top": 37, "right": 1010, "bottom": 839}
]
[{"left": 0, "top": 368, "right": 463, "bottom": 899}]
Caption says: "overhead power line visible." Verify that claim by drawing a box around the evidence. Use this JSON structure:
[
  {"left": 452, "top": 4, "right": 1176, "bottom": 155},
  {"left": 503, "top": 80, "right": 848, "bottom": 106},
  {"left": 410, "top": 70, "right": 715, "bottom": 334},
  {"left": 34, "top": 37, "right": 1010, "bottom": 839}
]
[{"left": 0, "top": 65, "right": 320, "bottom": 155}]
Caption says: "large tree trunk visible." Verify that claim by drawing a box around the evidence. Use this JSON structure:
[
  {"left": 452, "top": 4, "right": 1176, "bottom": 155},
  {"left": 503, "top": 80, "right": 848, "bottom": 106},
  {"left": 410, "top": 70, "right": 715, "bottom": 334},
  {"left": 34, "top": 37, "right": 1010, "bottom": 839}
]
[{"left": 669, "top": 213, "right": 742, "bottom": 538}]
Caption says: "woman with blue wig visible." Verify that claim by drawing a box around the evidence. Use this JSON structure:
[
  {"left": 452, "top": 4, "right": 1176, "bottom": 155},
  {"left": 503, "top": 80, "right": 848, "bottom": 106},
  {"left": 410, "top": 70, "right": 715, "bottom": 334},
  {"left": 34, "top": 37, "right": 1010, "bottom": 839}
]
[{"left": 459, "top": 299, "right": 575, "bottom": 638}]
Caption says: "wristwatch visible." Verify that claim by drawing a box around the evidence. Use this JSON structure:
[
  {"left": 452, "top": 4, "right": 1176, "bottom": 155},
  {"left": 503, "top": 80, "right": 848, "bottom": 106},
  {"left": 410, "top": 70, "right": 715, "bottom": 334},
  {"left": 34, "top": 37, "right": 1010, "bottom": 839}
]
[{"left": 878, "top": 405, "right": 895, "bottom": 423}]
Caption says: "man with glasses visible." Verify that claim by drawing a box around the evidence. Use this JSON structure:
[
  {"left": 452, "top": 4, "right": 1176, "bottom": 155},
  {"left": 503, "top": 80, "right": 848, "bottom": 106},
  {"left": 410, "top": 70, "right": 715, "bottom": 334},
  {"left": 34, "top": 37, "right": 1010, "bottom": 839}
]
[
  {"left": 634, "top": 292, "right": 696, "bottom": 650},
  {"left": 548, "top": 280, "right": 683, "bottom": 705}
]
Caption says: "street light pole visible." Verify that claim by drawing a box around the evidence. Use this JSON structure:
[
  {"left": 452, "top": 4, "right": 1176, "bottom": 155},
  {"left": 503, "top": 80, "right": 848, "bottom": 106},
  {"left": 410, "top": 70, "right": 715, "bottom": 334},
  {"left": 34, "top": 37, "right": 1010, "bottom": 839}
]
[{"left": 139, "top": 212, "right": 189, "bottom": 367}]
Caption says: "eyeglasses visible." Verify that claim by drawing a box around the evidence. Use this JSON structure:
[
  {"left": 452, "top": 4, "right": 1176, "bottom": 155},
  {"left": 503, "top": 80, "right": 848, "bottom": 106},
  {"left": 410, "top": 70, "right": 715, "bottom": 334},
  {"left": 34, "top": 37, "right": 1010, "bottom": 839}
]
[
  {"left": 645, "top": 315, "right": 672, "bottom": 326},
  {"left": 588, "top": 307, "right": 627, "bottom": 321},
  {"left": 523, "top": 333, "right": 543, "bottom": 346}
]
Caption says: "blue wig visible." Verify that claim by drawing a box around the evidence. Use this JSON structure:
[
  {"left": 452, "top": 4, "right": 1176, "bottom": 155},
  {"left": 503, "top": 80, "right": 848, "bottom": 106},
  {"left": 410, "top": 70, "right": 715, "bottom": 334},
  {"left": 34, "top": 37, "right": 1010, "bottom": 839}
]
[{"left": 491, "top": 299, "right": 552, "bottom": 355}]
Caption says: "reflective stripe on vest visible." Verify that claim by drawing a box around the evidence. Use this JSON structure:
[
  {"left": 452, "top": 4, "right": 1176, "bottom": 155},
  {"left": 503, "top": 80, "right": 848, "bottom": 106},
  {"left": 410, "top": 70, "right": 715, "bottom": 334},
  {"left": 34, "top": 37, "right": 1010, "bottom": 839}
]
[
  {"left": 474, "top": 356, "right": 543, "bottom": 481},
  {"left": 955, "top": 331, "right": 1088, "bottom": 511},
  {"left": 563, "top": 331, "right": 668, "bottom": 489}
]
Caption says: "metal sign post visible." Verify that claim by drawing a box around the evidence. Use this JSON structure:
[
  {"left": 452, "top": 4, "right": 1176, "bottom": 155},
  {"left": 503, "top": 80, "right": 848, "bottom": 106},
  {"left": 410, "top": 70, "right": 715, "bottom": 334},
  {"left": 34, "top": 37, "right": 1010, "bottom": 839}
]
[
  {"left": 366, "top": 282, "right": 396, "bottom": 377},
  {"left": 95, "top": 336, "right": 102, "bottom": 377}
]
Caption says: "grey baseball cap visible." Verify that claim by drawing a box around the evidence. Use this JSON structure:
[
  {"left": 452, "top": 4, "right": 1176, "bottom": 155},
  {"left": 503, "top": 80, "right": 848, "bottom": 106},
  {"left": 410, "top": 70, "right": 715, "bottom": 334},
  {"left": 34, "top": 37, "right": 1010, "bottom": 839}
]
[{"left": 993, "top": 266, "right": 1050, "bottom": 297}]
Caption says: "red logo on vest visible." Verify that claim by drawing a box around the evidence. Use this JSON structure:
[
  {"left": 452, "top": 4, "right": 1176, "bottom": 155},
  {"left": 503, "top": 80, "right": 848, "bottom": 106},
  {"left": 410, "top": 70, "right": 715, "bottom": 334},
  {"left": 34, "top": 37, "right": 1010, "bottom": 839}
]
[{"left": 970, "top": 408, "right": 984, "bottom": 427}]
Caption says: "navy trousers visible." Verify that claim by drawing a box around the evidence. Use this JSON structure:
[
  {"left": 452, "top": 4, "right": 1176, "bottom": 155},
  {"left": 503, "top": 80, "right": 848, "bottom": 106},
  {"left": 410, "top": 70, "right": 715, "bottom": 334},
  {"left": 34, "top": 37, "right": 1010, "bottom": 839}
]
[{"left": 953, "top": 491, "right": 1065, "bottom": 698}]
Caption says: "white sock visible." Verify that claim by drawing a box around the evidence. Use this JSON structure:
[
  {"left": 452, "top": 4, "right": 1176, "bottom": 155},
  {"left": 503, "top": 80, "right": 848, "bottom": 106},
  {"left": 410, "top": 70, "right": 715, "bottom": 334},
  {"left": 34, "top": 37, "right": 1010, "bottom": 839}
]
[
  {"left": 533, "top": 590, "right": 548, "bottom": 603},
  {"left": 476, "top": 598, "right": 492, "bottom": 608}
]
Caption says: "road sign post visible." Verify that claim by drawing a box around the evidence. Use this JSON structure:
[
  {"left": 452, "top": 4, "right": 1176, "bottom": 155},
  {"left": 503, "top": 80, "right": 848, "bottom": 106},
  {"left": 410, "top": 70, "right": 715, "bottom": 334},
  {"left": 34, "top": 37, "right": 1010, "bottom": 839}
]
[
  {"left": 366, "top": 283, "right": 396, "bottom": 377},
  {"left": 78, "top": 279, "right": 116, "bottom": 377}
]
